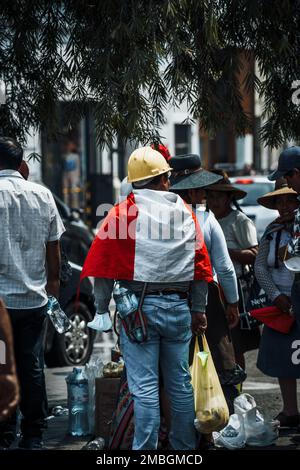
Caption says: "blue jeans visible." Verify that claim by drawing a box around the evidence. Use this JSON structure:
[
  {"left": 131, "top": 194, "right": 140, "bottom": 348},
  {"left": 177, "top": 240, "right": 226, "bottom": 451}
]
[{"left": 120, "top": 294, "right": 197, "bottom": 450}]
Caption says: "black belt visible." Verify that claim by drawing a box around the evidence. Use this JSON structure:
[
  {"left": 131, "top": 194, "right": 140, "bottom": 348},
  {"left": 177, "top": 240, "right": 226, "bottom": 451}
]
[{"left": 144, "top": 290, "right": 188, "bottom": 299}]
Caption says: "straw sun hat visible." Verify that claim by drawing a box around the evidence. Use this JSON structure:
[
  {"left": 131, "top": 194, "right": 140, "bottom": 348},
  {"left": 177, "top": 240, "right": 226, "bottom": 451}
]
[
  {"left": 204, "top": 171, "right": 247, "bottom": 200},
  {"left": 257, "top": 178, "right": 298, "bottom": 210}
]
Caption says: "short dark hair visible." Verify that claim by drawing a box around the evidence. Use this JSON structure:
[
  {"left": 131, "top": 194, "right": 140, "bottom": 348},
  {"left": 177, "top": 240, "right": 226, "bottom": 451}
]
[
  {"left": 0, "top": 137, "right": 23, "bottom": 170},
  {"left": 284, "top": 168, "right": 300, "bottom": 178},
  {"left": 171, "top": 188, "right": 190, "bottom": 201},
  {"left": 132, "top": 173, "right": 166, "bottom": 190},
  {"left": 145, "top": 173, "right": 165, "bottom": 188}
]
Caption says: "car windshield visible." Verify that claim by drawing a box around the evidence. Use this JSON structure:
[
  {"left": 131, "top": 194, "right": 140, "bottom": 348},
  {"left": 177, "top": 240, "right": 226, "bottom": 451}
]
[{"left": 234, "top": 182, "right": 275, "bottom": 206}]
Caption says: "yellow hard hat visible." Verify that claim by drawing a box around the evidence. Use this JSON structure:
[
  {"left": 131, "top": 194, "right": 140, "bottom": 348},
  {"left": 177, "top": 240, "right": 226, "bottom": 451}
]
[{"left": 127, "top": 146, "right": 172, "bottom": 183}]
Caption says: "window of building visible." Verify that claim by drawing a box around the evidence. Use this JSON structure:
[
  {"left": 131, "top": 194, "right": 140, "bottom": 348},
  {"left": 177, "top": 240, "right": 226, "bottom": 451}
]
[{"left": 174, "top": 124, "right": 191, "bottom": 155}]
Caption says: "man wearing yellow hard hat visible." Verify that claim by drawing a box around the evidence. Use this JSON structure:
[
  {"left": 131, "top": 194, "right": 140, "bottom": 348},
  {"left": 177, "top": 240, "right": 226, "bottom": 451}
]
[{"left": 81, "top": 146, "right": 212, "bottom": 450}]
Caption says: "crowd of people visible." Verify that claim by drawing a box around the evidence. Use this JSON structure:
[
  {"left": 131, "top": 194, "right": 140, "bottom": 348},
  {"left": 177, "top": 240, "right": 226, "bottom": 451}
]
[{"left": 1, "top": 136, "right": 300, "bottom": 450}]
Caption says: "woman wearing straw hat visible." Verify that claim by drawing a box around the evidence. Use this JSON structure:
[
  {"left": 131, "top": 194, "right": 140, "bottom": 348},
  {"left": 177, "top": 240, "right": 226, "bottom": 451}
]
[
  {"left": 205, "top": 171, "right": 260, "bottom": 372},
  {"left": 254, "top": 178, "right": 300, "bottom": 428}
]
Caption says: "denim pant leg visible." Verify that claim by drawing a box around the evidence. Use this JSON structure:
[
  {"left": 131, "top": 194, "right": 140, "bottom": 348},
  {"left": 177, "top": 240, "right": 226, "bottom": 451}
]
[
  {"left": 120, "top": 321, "right": 160, "bottom": 450},
  {"left": 158, "top": 299, "right": 197, "bottom": 450}
]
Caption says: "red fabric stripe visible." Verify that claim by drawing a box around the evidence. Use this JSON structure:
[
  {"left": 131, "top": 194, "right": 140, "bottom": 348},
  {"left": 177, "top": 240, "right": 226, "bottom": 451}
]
[
  {"left": 109, "top": 401, "right": 134, "bottom": 450},
  {"left": 81, "top": 193, "right": 212, "bottom": 283},
  {"left": 80, "top": 193, "right": 137, "bottom": 281},
  {"left": 183, "top": 202, "right": 213, "bottom": 282}
]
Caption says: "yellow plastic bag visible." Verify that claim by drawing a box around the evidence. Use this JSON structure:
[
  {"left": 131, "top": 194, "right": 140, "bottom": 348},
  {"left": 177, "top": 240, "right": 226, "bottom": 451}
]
[{"left": 190, "top": 335, "right": 229, "bottom": 434}]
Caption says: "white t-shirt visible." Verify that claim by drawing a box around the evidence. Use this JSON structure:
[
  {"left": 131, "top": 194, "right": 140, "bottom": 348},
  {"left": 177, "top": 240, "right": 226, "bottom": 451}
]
[
  {"left": 217, "top": 210, "right": 258, "bottom": 277},
  {"left": 196, "top": 207, "right": 238, "bottom": 303}
]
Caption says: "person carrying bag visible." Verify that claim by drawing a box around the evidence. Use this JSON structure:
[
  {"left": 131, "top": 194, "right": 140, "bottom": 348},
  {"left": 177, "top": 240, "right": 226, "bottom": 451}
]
[
  {"left": 190, "top": 335, "right": 229, "bottom": 434},
  {"left": 254, "top": 178, "right": 300, "bottom": 428}
]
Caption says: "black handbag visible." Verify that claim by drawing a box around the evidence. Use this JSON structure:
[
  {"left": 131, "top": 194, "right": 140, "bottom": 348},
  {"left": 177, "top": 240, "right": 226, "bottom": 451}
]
[
  {"left": 238, "top": 229, "right": 283, "bottom": 330},
  {"left": 238, "top": 271, "right": 267, "bottom": 330}
]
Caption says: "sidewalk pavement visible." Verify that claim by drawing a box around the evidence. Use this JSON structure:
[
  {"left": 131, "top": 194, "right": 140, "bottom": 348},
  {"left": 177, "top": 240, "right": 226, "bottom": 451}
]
[
  {"left": 7, "top": 335, "right": 300, "bottom": 451},
  {"left": 40, "top": 352, "right": 300, "bottom": 451}
]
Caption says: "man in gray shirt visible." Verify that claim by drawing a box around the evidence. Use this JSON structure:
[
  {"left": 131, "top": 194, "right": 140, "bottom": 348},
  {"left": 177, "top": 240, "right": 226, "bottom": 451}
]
[{"left": 0, "top": 137, "right": 65, "bottom": 449}]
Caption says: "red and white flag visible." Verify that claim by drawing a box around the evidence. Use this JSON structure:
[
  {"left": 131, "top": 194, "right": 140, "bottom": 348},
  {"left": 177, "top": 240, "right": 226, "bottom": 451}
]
[{"left": 81, "top": 189, "right": 212, "bottom": 283}]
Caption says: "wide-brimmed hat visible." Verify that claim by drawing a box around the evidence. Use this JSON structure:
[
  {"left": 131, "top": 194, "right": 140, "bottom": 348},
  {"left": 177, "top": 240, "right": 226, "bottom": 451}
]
[
  {"left": 205, "top": 172, "right": 247, "bottom": 200},
  {"left": 257, "top": 178, "right": 298, "bottom": 210},
  {"left": 169, "top": 154, "right": 222, "bottom": 190}
]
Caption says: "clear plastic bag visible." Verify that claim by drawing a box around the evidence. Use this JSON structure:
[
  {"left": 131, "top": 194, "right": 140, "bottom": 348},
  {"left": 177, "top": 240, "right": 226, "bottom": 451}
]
[
  {"left": 84, "top": 356, "right": 104, "bottom": 434},
  {"left": 213, "top": 414, "right": 246, "bottom": 450},
  {"left": 83, "top": 437, "right": 105, "bottom": 450},
  {"left": 234, "top": 393, "right": 257, "bottom": 415},
  {"left": 214, "top": 394, "right": 279, "bottom": 449},
  {"left": 234, "top": 394, "right": 279, "bottom": 447},
  {"left": 191, "top": 335, "right": 229, "bottom": 434}
]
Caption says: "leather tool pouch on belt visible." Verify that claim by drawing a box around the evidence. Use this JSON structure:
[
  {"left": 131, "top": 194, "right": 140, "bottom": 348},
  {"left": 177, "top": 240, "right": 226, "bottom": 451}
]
[{"left": 119, "top": 283, "right": 148, "bottom": 344}]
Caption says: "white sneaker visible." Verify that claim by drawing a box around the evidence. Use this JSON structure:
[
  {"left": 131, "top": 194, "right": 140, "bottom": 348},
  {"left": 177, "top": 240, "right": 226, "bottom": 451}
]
[{"left": 87, "top": 312, "right": 112, "bottom": 332}]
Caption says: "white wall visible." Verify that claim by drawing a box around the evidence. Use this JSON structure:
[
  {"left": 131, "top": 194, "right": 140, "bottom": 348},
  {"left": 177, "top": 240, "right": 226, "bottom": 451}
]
[{"left": 160, "top": 102, "right": 200, "bottom": 156}]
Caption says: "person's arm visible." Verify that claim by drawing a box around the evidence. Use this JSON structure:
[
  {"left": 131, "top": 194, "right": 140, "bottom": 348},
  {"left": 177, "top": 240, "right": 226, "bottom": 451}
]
[
  {"left": 0, "top": 299, "right": 19, "bottom": 421},
  {"left": 209, "top": 219, "right": 240, "bottom": 327},
  {"left": 229, "top": 217, "right": 258, "bottom": 265},
  {"left": 46, "top": 240, "right": 61, "bottom": 299},
  {"left": 228, "top": 246, "right": 258, "bottom": 265},
  {"left": 190, "top": 280, "right": 208, "bottom": 335},
  {"left": 46, "top": 191, "right": 66, "bottom": 298},
  {"left": 254, "top": 236, "right": 292, "bottom": 313},
  {"left": 210, "top": 217, "right": 239, "bottom": 304},
  {"left": 94, "top": 278, "right": 114, "bottom": 313}
]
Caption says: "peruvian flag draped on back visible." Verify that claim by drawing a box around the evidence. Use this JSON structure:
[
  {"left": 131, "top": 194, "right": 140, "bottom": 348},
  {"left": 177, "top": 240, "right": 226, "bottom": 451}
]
[{"left": 81, "top": 189, "right": 212, "bottom": 283}]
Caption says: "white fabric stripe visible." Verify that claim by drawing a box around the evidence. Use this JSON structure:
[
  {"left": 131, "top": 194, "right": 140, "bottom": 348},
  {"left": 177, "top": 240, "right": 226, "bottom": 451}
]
[{"left": 132, "top": 189, "right": 196, "bottom": 282}]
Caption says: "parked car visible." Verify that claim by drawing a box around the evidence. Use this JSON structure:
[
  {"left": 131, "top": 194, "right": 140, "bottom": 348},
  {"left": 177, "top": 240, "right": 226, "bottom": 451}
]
[
  {"left": 230, "top": 176, "right": 277, "bottom": 240},
  {"left": 52, "top": 194, "right": 95, "bottom": 266},
  {"left": 45, "top": 262, "right": 96, "bottom": 367},
  {"left": 44, "top": 195, "right": 96, "bottom": 367}
]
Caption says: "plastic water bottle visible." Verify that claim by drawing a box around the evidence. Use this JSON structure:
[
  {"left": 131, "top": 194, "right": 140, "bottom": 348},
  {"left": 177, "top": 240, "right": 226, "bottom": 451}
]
[
  {"left": 113, "top": 282, "right": 138, "bottom": 318},
  {"left": 113, "top": 283, "right": 146, "bottom": 343},
  {"left": 47, "top": 296, "right": 72, "bottom": 334},
  {"left": 66, "top": 368, "right": 89, "bottom": 437},
  {"left": 16, "top": 409, "right": 22, "bottom": 438}
]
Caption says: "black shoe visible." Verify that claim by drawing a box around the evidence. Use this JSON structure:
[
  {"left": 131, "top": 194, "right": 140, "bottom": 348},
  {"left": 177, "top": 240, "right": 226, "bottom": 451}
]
[
  {"left": 18, "top": 437, "right": 44, "bottom": 450},
  {"left": 219, "top": 365, "right": 247, "bottom": 386},
  {"left": 0, "top": 434, "right": 14, "bottom": 451},
  {"left": 198, "top": 434, "right": 215, "bottom": 450},
  {"left": 0, "top": 437, "right": 13, "bottom": 450},
  {"left": 274, "top": 412, "right": 299, "bottom": 428},
  {"left": 291, "top": 434, "right": 300, "bottom": 444}
]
